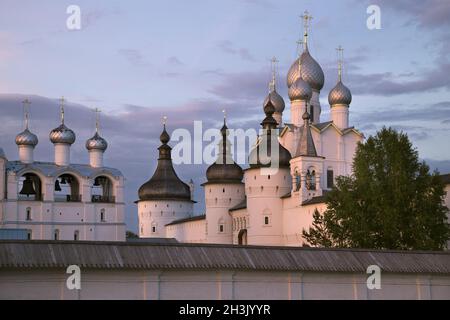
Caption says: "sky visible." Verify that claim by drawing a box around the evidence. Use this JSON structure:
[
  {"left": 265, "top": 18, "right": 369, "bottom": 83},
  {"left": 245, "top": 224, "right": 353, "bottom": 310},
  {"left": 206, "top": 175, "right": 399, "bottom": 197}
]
[{"left": 1, "top": 0, "right": 449, "bottom": 232}]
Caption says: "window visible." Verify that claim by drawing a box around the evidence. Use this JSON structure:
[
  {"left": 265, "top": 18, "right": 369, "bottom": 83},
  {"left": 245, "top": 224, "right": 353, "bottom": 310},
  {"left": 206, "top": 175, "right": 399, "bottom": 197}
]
[
  {"left": 152, "top": 226, "right": 156, "bottom": 233},
  {"left": 219, "top": 224, "right": 224, "bottom": 233},
  {"left": 295, "top": 172, "right": 301, "bottom": 191},
  {"left": 264, "top": 216, "right": 269, "bottom": 225},
  {"left": 54, "top": 229, "right": 59, "bottom": 240},
  {"left": 26, "top": 207, "right": 31, "bottom": 221},
  {"left": 27, "top": 230, "right": 32, "bottom": 240},
  {"left": 306, "top": 169, "right": 316, "bottom": 190},
  {"left": 100, "top": 209, "right": 105, "bottom": 222},
  {"left": 327, "top": 169, "right": 334, "bottom": 189},
  {"left": 74, "top": 230, "right": 79, "bottom": 241}
]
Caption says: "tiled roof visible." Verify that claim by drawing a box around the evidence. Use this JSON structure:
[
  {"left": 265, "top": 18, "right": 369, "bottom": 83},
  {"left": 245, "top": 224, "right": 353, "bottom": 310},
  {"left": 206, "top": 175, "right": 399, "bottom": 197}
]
[
  {"left": 229, "top": 199, "right": 247, "bottom": 212},
  {"left": 0, "top": 240, "right": 449, "bottom": 273}
]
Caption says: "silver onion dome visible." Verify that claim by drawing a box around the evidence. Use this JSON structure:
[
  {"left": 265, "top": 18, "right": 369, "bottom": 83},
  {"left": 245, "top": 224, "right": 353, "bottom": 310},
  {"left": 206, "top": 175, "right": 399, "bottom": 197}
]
[
  {"left": 49, "top": 124, "right": 76, "bottom": 145},
  {"left": 263, "top": 90, "right": 285, "bottom": 113},
  {"left": 328, "top": 80, "right": 352, "bottom": 106},
  {"left": 288, "top": 76, "right": 312, "bottom": 101},
  {"left": 287, "top": 50, "right": 324, "bottom": 91},
  {"left": 86, "top": 132, "right": 108, "bottom": 151},
  {"left": 15, "top": 129, "right": 38, "bottom": 147}
]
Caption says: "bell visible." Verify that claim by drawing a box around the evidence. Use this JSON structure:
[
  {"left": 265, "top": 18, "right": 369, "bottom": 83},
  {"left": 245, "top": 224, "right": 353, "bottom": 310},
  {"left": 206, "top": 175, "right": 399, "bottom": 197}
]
[
  {"left": 20, "top": 175, "right": 36, "bottom": 196},
  {"left": 93, "top": 177, "right": 100, "bottom": 186},
  {"left": 60, "top": 176, "right": 67, "bottom": 184},
  {"left": 54, "top": 180, "right": 62, "bottom": 191}
]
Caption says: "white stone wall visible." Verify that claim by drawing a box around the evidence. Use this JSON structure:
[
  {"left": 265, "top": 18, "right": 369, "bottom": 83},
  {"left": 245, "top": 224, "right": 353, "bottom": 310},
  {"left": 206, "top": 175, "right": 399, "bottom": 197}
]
[
  {"left": 204, "top": 183, "right": 245, "bottom": 244},
  {"left": 165, "top": 219, "right": 207, "bottom": 243},
  {"left": 138, "top": 199, "right": 193, "bottom": 238},
  {"left": 0, "top": 269, "right": 448, "bottom": 300},
  {"left": 0, "top": 167, "right": 125, "bottom": 241}
]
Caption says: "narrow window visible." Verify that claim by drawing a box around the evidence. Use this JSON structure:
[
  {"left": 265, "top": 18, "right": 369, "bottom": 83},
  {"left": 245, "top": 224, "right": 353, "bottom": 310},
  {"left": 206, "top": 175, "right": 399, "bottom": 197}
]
[
  {"left": 100, "top": 209, "right": 105, "bottom": 222},
  {"left": 26, "top": 207, "right": 31, "bottom": 221},
  {"left": 327, "top": 169, "right": 334, "bottom": 189},
  {"left": 219, "top": 224, "right": 224, "bottom": 233},
  {"left": 54, "top": 229, "right": 59, "bottom": 240},
  {"left": 74, "top": 230, "right": 79, "bottom": 241},
  {"left": 264, "top": 216, "right": 269, "bottom": 225},
  {"left": 27, "top": 230, "right": 32, "bottom": 240},
  {"left": 152, "top": 226, "right": 156, "bottom": 233}
]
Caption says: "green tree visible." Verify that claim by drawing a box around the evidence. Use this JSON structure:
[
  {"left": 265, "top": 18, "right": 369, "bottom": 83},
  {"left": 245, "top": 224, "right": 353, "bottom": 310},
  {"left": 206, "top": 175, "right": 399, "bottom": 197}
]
[
  {"left": 126, "top": 230, "right": 139, "bottom": 239},
  {"left": 303, "top": 127, "right": 449, "bottom": 250}
]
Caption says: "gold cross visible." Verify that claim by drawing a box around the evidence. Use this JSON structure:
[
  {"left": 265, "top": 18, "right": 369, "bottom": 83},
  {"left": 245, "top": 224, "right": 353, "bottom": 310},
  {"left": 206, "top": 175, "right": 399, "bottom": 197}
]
[
  {"left": 93, "top": 107, "right": 101, "bottom": 133},
  {"left": 300, "top": 10, "right": 313, "bottom": 49},
  {"left": 59, "top": 96, "right": 65, "bottom": 124},
  {"left": 269, "top": 56, "right": 278, "bottom": 91},
  {"left": 22, "top": 99, "right": 31, "bottom": 129},
  {"left": 336, "top": 45, "right": 344, "bottom": 80}
]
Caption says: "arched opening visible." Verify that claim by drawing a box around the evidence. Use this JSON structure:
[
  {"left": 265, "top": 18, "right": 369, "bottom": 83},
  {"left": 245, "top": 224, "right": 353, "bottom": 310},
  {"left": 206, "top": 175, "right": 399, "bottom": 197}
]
[
  {"left": 306, "top": 169, "right": 316, "bottom": 190},
  {"left": 18, "top": 173, "right": 42, "bottom": 201},
  {"left": 238, "top": 229, "right": 247, "bottom": 245},
  {"left": 74, "top": 230, "right": 79, "bottom": 241},
  {"left": 54, "top": 174, "right": 80, "bottom": 202},
  {"left": 54, "top": 229, "right": 59, "bottom": 240},
  {"left": 91, "top": 175, "right": 115, "bottom": 203}
]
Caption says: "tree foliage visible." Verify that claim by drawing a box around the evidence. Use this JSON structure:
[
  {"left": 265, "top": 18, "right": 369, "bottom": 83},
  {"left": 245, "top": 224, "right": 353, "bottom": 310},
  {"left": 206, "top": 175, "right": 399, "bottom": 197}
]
[{"left": 302, "top": 127, "right": 449, "bottom": 250}]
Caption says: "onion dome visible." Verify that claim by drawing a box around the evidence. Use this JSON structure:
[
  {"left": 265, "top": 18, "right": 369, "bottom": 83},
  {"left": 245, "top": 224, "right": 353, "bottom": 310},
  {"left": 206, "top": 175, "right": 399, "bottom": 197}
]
[
  {"left": 288, "top": 74, "right": 312, "bottom": 101},
  {"left": 248, "top": 100, "right": 291, "bottom": 168},
  {"left": 328, "top": 80, "right": 352, "bottom": 106},
  {"left": 287, "top": 49, "right": 324, "bottom": 91},
  {"left": 263, "top": 90, "right": 285, "bottom": 114},
  {"left": 138, "top": 125, "right": 192, "bottom": 201},
  {"left": 15, "top": 129, "right": 38, "bottom": 147},
  {"left": 205, "top": 120, "right": 243, "bottom": 184},
  {"left": 86, "top": 132, "right": 108, "bottom": 151},
  {"left": 49, "top": 124, "right": 76, "bottom": 145}
]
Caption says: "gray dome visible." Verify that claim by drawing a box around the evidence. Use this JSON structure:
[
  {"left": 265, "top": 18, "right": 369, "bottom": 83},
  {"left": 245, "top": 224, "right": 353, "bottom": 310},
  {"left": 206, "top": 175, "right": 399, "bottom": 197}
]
[
  {"left": 49, "top": 124, "right": 76, "bottom": 145},
  {"left": 328, "top": 80, "right": 352, "bottom": 106},
  {"left": 287, "top": 50, "right": 324, "bottom": 91},
  {"left": 86, "top": 132, "right": 108, "bottom": 151},
  {"left": 263, "top": 90, "right": 285, "bottom": 113},
  {"left": 138, "top": 126, "right": 192, "bottom": 201},
  {"left": 288, "top": 76, "right": 312, "bottom": 101},
  {"left": 205, "top": 123, "right": 243, "bottom": 184},
  {"left": 0, "top": 147, "right": 5, "bottom": 158},
  {"left": 248, "top": 99, "right": 292, "bottom": 169},
  {"left": 15, "top": 129, "right": 38, "bottom": 147}
]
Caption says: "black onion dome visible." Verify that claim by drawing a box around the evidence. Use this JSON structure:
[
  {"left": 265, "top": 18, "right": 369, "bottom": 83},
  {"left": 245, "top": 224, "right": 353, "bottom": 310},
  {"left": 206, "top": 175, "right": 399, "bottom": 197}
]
[
  {"left": 205, "top": 121, "right": 243, "bottom": 184},
  {"left": 248, "top": 100, "right": 291, "bottom": 168},
  {"left": 138, "top": 125, "right": 191, "bottom": 201}
]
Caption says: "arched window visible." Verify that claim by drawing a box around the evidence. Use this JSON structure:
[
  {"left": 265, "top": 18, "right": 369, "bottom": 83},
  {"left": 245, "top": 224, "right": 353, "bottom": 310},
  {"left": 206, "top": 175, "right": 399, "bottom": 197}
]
[
  {"left": 91, "top": 176, "right": 114, "bottom": 203},
  {"left": 151, "top": 222, "right": 157, "bottom": 233},
  {"left": 27, "top": 230, "right": 32, "bottom": 240},
  {"left": 54, "top": 174, "right": 80, "bottom": 202},
  {"left": 18, "top": 173, "right": 42, "bottom": 201},
  {"left": 264, "top": 216, "right": 270, "bottom": 225},
  {"left": 54, "top": 229, "right": 59, "bottom": 240},
  {"left": 74, "top": 230, "right": 79, "bottom": 241},
  {"left": 100, "top": 209, "right": 106, "bottom": 222},
  {"left": 26, "top": 207, "right": 31, "bottom": 221},
  {"left": 306, "top": 169, "right": 316, "bottom": 190}
]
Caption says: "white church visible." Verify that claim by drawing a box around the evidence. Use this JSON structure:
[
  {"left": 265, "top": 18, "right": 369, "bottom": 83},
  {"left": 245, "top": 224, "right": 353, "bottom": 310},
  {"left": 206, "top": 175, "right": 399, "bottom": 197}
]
[
  {"left": 0, "top": 100, "right": 126, "bottom": 241},
  {"left": 136, "top": 15, "right": 366, "bottom": 246}
]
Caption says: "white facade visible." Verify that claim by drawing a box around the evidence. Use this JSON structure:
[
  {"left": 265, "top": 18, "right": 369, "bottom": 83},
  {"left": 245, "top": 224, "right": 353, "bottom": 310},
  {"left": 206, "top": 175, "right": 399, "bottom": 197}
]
[{"left": 0, "top": 112, "right": 126, "bottom": 241}]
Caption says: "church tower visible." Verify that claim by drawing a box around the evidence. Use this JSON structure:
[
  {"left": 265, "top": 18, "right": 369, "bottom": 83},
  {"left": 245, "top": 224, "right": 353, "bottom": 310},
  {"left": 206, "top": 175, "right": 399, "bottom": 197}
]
[
  {"left": 85, "top": 108, "right": 108, "bottom": 168},
  {"left": 137, "top": 120, "right": 194, "bottom": 238},
  {"left": 203, "top": 113, "right": 244, "bottom": 244},
  {"left": 15, "top": 99, "right": 38, "bottom": 164},
  {"left": 245, "top": 100, "right": 292, "bottom": 246},
  {"left": 329, "top": 46, "right": 352, "bottom": 129},
  {"left": 263, "top": 57, "right": 285, "bottom": 126}
]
